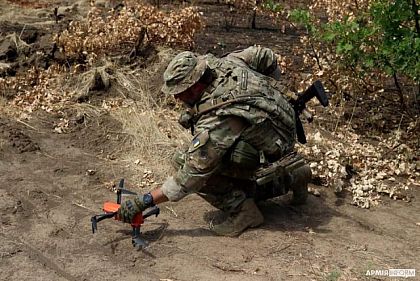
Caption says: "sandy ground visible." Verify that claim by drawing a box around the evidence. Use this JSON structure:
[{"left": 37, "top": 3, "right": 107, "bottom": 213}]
[
  {"left": 1, "top": 1, "right": 419, "bottom": 281},
  {"left": 1, "top": 112, "right": 419, "bottom": 281}
]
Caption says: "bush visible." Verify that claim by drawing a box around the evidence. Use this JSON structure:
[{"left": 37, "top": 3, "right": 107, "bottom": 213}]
[
  {"left": 57, "top": 2, "right": 203, "bottom": 62},
  {"left": 289, "top": 0, "right": 420, "bottom": 107}
]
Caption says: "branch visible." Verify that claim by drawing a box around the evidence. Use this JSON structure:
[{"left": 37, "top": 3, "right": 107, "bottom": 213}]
[
  {"left": 289, "top": 20, "right": 324, "bottom": 71},
  {"left": 393, "top": 72, "right": 406, "bottom": 109},
  {"left": 308, "top": 38, "right": 323, "bottom": 71},
  {"left": 349, "top": 65, "right": 375, "bottom": 93},
  {"left": 412, "top": 0, "right": 420, "bottom": 37}
]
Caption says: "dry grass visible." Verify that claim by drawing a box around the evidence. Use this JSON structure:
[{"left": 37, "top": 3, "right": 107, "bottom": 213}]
[
  {"left": 68, "top": 102, "right": 105, "bottom": 121},
  {"left": 55, "top": 46, "right": 189, "bottom": 188},
  {"left": 109, "top": 48, "right": 190, "bottom": 186},
  {"left": 7, "top": 33, "right": 30, "bottom": 51},
  {"left": 0, "top": 95, "right": 21, "bottom": 118}
]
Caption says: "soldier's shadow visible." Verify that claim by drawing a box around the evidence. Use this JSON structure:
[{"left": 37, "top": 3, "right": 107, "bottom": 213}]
[
  {"left": 142, "top": 224, "right": 214, "bottom": 240},
  {"left": 257, "top": 193, "right": 337, "bottom": 233},
  {"left": 141, "top": 193, "right": 338, "bottom": 241}
]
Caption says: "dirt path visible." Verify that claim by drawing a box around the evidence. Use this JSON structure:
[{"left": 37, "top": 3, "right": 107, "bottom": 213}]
[{"left": 1, "top": 112, "right": 419, "bottom": 281}]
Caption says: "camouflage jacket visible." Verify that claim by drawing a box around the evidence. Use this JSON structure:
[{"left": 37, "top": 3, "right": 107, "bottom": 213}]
[{"left": 161, "top": 46, "right": 296, "bottom": 201}]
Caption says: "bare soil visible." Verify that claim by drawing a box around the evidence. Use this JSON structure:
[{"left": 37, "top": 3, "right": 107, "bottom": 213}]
[{"left": 1, "top": 1, "right": 419, "bottom": 281}]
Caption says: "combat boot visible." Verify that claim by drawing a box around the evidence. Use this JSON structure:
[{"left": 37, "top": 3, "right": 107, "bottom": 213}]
[
  {"left": 290, "top": 164, "right": 312, "bottom": 205},
  {"left": 211, "top": 199, "right": 264, "bottom": 237}
]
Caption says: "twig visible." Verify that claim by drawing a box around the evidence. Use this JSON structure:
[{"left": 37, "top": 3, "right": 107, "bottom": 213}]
[
  {"left": 212, "top": 263, "right": 246, "bottom": 273},
  {"left": 334, "top": 97, "right": 344, "bottom": 132},
  {"left": 72, "top": 202, "right": 97, "bottom": 213},
  {"left": 392, "top": 73, "right": 406, "bottom": 109},
  {"left": 19, "top": 24, "right": 27, "bottom": 40},
  {"left": 165, "top": 206, "right": 178, "bottom": 217},
  {"left": 347, "top": 99, "right": 358, "bottom": 127},
  {"left": 16, "top": 119, "right": 39, "bottom": 131},
  {"left": 269, "top": 244, "right": 292, "bottom": 256},
  {"left": 40, "top": 190, "right": 63, "bottom": 200},
  {"left": 41, "top": 152, "right": 59, "bottom": 159},
  {"left": 397, "top": 114, "right": 404, "bottom": 132},
  {"left": 309, "top": 38, "right": 322, "bottom": 72},
  {"left": 107, "top": 130, "right": 130, "bottom": 135}
]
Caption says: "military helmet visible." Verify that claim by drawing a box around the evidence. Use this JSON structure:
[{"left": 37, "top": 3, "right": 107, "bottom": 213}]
[{"left": 161, "top": 51, "right": 207, "bottom": 96}]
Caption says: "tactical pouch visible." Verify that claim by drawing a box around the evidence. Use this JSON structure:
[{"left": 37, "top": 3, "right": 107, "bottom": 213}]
[
  {"left": 171, "top": 150, "right": 186, "bottom": 170},
  {"left": 229, "top": 140, "right": 259, "bottom": 169},
  {"left": 255, "top": 152, "right": 305, "bottom": 186},
  {"left": 254, "top": 152, "right": 306, "bottom": 201}
]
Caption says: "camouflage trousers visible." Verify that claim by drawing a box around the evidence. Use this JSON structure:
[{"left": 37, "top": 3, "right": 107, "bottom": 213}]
[
  {"left": 172, "top": 149, "right": 257, "bottom": 212},
  {"left": 197, "top": 175, "right": 256, "bottom": 212},
  {"left": 171, "top": 133, "right": 300, "bottom": 211}
]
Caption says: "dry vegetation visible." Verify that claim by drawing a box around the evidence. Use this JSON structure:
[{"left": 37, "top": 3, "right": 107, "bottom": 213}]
[
  {"left": 108, "top": 49, "right": 191, "bottom": 186},
  {"left": 1, "top": 0, "right": 201, "bottom": 189},
  {"left": 56, "top": 2, "right": 203, "bottom": 60},
  {"left": 1, "top": 0, "right": 203, "bottom": 111},
  {"left": 278, "top": 0, "right": 419, "bottom": 207}
]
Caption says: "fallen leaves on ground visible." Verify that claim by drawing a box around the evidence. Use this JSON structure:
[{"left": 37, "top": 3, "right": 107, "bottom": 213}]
[{"left": 298, "top": 127, "right": 418, "bottom": 208}]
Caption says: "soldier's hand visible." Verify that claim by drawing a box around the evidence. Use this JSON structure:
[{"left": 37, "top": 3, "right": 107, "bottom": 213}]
[{"left": 118, "top": 196, "right": 147, "bottom": 223}]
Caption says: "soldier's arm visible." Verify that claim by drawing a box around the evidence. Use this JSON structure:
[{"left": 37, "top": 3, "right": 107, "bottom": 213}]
[
  {"left": 227, "top": 46, "right": 281, "bottom": 80},
  {"left": 159, "top": 115, "right": 248, "bottom": 202}
]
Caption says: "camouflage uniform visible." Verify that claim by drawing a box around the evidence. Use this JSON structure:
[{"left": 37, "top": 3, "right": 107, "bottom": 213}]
[{"left": 161, "top": 46, "right": 297, "bottom": 212}]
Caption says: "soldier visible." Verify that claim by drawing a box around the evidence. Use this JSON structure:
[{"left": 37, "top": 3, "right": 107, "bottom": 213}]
[{"left": 118, "top": 46, "right": 312, "bottom": 237}]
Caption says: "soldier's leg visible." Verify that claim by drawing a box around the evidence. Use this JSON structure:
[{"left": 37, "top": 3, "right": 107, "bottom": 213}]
[
  {"left": 198, "top": 174, "right": 257, "bottom": 210},
  {"left": 198, "top": 175, "right": 263, "bottom": 237},
  {"left": 210, "top": 197, "right": 264, "bottom": 237},
  {"left": 171, "top": 148, "right": 263, "bottom": 236}
]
